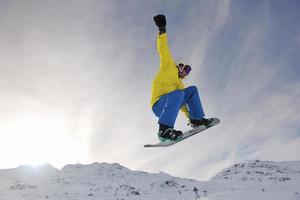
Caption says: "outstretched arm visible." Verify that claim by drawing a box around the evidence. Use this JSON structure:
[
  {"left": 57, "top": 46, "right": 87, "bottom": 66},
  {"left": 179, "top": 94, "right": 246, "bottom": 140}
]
[{"left": 153, "top": 14, "right": 174, "bottom": 69}]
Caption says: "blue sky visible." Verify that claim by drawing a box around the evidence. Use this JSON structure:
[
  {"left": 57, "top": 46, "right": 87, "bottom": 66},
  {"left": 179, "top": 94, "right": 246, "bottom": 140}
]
[{"left": 0, "top": 0, "right": 299, "bottom": 180}]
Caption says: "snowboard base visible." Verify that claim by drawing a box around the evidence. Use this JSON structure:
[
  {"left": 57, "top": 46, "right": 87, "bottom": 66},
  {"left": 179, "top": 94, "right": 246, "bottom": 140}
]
[{"left": 144, "top": 118, "right": 220, "bottom": 147}]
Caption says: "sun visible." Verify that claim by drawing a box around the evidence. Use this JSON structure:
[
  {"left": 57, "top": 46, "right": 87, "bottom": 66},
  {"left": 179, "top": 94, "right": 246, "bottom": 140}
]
[{"left": 0, "top": 111, "right": 89, "bottom": 169}]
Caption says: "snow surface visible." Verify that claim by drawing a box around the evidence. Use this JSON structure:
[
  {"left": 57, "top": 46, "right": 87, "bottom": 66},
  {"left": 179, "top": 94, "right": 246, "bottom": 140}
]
[{"left": 0, "top": 160, "right": 299, "bottom": 200}]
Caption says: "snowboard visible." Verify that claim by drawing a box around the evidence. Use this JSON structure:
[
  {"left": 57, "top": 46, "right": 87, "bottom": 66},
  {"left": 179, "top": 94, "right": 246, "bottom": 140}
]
[{"left": 144, "top": 118, "right": 220, "bottom": 147}]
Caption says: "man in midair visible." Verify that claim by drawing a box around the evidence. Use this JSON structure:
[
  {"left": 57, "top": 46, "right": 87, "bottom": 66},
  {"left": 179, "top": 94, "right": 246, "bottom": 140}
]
[{"left": 151, "top": 14, "right": 213, "bottom": 142}]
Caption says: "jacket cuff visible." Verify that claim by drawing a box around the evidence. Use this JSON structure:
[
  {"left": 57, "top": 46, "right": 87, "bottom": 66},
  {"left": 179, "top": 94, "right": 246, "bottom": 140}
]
[{"left": 159, "top": 27, "right": 166, "bottom": 35}]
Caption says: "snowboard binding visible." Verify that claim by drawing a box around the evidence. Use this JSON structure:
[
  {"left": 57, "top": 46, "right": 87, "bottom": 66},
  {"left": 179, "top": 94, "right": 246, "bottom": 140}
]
[
  {"left": 189, "top": 118, "right": 214, "bottom": 128},
  {"left": 157, "top": 124, "right": 183, "bottom": 142}
]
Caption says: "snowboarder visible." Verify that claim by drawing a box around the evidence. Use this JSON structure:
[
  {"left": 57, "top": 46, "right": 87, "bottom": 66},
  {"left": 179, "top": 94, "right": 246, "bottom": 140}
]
[{"left": 151, "top": 14, "right": 214, "bottom": 142}]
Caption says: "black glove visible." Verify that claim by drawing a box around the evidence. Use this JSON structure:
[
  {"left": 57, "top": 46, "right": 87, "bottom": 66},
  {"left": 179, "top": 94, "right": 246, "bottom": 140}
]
[
  {"left": 154, "top": 14, "right": 166, "bottom": 28},
  {"left": 154, "top": 14, "right": 166, "bottom": 34}
]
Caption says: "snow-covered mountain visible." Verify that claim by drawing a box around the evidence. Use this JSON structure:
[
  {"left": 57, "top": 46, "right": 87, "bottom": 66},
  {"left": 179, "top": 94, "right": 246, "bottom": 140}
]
[
  {"left": 213, "top": 160, "right": 300, "bottom": 183},
  {"left": 0, "top": 160, "right": 299, "bottom": 200}
]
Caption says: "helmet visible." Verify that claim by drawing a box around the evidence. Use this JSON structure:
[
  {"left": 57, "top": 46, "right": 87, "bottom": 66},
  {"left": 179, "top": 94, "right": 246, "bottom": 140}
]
[
  {"left": 175, "top": 58, "right": 191, "bottom": 66},
  {"left": 175, "top": 58, "right": 192, "bottom": 75}
]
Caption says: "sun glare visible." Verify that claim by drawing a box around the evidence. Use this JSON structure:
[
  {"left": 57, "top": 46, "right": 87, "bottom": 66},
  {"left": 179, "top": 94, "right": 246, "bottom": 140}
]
[{"left": 0, "top": 111, "right": 89, "bottom": 169}]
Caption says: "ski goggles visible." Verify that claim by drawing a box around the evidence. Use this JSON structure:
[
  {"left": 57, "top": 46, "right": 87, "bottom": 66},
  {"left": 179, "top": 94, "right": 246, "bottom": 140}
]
[{"left": 178, "top": 63, "right": 192, "bottom": 75}]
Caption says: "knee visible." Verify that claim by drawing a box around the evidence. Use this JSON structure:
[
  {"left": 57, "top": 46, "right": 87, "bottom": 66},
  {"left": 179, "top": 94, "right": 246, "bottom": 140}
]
[
  {"left": 188, "top": 85, "right": 198, "bottom": 91},
  {"left": 187, "top": 86, "right": 199, "bottom": 94}
]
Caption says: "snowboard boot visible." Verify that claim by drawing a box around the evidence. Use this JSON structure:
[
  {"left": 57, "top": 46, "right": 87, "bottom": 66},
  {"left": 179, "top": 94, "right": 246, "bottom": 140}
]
[
  {"left": 190, "top": 118, "right": 214, "bottom": 128},
  {"left": 158, "top": 124, "right": 183, "bottom": 142}
]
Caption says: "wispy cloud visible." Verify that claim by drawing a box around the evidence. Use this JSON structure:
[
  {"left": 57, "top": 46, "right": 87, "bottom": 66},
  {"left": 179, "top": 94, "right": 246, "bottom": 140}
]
[{"left": 0, "top": 0, "right": 299, "bottom": 180}]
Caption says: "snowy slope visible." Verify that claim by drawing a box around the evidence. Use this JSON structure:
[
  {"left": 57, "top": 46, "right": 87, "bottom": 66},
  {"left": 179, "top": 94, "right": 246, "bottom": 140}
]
[
  {"left": 213, "top": 160, "right": 300, "bottom": 182},
  {"left": 0, "top": 160, "right": 299, "bottom": 200},
  {"left": 210, "top": 160, "right": 300, "bottom": 200}
]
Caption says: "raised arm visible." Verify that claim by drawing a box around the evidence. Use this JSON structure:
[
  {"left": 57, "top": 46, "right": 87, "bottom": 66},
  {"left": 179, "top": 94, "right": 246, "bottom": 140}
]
[{"left": 153, "top": 14, "right": 174, "bottom": 69}]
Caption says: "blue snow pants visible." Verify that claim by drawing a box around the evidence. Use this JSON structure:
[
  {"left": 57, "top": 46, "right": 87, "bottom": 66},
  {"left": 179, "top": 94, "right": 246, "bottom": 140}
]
[{"left": 152, "top": 86, "right": 205, "bottom": 128}]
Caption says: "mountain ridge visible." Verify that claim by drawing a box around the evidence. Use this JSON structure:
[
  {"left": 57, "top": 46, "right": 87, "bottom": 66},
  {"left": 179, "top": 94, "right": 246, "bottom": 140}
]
[{"left": 0, "top": 160, "right": 299, "bottom": 200}]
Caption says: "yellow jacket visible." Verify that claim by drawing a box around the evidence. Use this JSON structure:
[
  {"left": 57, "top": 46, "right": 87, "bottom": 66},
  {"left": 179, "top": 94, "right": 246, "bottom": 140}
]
[{"left": 150, "top": 33, "right": 189, "bottom": 118}]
